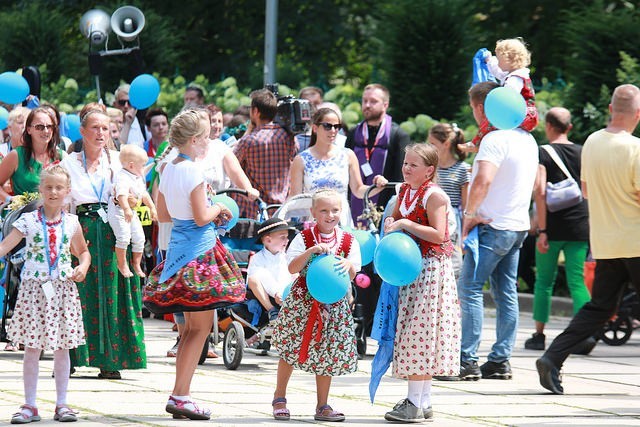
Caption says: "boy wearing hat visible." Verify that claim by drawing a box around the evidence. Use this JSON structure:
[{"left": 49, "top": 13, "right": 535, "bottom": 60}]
[{"left": 247, "top": 218, "right": 295, "bottom": 321}]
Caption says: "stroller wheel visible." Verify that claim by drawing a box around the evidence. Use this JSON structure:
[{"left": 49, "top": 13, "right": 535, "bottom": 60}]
[
  {"left": 223, "top": 321, "right": 245, "bottom": 370},
  {"left": 600, "top": 316, "right": 633, "bottom": 346}
]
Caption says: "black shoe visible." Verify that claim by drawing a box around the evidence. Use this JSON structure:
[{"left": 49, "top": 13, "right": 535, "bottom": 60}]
[
  {"left": 570, "top": 336, "right": 597, "bottom": 355},
  {"left": 525, "top": 332, "right": 545, "bottom": 350},
  {"left": 480, "top": 360, "right": 512, "bottom": 379},
  {"left": 536, "top": 356, "right": 563, "bottom": 394},
  {"left": 459, "top": 360, "right": 481, "bottom": 381},
  {"left": 433, "top": 375, "right": 460, "bottom": 381}
]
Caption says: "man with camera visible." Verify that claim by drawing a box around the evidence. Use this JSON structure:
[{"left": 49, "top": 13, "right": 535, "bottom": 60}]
[{"left": 233, "top": 88, "right": 296, "bottom": 218}]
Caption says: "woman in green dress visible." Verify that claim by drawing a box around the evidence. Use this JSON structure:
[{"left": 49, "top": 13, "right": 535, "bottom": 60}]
[
  {"left": 0, "top": 107, "right": 65, "bottom": 200},
  {"left": 61, "top": 108, "right": 146, "bottom": 379}
]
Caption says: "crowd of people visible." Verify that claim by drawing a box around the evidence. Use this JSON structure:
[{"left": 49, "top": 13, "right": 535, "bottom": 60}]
[{"left": 0, "top": 36, "right": 639, "bottom": 424}]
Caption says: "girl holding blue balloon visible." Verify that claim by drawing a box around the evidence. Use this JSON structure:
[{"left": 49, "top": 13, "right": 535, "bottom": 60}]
[
  {"left": 381, "top": 144, "right": 459, "bottom": 423},
  {"left": 271, "top": 188, "right": 361, "bottom": 422},
  {"left": 144, "top": 109, "right": 245, "bottom": 421}
]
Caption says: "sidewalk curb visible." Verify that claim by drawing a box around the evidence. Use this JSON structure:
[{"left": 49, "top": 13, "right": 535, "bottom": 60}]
[{"left": 483, "top": 290, "right": 574, "bottom": 317}]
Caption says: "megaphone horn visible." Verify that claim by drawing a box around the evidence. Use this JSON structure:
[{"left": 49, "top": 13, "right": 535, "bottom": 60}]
[
  {"left": 111, "top": 6, "right": 145, "bottom": 42},
  {"left": 79, "top": 9, "right": 111, "bottom": 45}
]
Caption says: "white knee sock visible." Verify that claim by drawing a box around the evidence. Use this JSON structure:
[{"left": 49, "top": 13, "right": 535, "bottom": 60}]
[
  {"left": 407, "top": 380, "right": 424, "bottom": 407},
  {"left": 23, "top": 348, "right": 40, "bottom": 406},
  {"left": 421, "top": 379, "right": 432, "bottom": 409},
  {"left": 53, "top": 349, "right": 70, "bottom": 406}
]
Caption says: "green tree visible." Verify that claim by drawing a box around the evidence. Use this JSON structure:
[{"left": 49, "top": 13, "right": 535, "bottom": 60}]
[{"left": 375, "top": 0, "right": 476, "bottom": 121}]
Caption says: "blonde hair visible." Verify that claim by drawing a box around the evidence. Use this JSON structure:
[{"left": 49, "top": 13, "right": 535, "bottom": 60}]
[
  {"left": 311, "top": 188, "right": 342, "bottom": 208},
  {"left": 168, "top": 109, "right": 209, "bottom": 148},
  {"left": 405, "top": 143, "right": 438, "bottom": 181},
  {"left": 106, "top": 107, "right": 123, "bottom": 121},
  {"left": 119, "top": 144, "right": 148, "bottom": 165},
  {"left": 8, "top": 106, "right": 29, "bottom": 125},
  {"left": 495, "top": 38, "right": 531, "bottom": 70},
  {"left": 428, "top": 123, "right": 466, "bottom": 161},
  {"left": 39, "top": 164, "right": 71, "bottom": 188}
]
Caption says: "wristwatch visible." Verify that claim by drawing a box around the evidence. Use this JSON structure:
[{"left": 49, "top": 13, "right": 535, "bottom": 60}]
[
  {"left": 536, "top": 228, "right": 547, "bottom": 236},
  {"left": 463, "top": 210, "right": 476, "bottom": 219}
]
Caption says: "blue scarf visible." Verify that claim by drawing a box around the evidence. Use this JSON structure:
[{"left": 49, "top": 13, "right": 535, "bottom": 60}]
[{"left": 159, "top": 218, "right": 217, "bottom": 283}]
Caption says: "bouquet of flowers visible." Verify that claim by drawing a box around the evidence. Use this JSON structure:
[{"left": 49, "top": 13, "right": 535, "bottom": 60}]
[{"left": 6, "top": 192, "right": 40, "bottom": 211}]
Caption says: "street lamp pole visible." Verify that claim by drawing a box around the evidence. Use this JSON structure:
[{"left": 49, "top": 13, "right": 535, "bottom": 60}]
[{"left": 264, "top": 0, "right": 278, "bottom": 86}]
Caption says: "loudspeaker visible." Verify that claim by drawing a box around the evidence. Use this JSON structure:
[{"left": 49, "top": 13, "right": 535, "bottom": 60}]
[
  {"left": 111, "top": 6, "right": 145, "bottom": 42},
  {"left": 79, "top": 9, "right": 111, "bottom": 45}
]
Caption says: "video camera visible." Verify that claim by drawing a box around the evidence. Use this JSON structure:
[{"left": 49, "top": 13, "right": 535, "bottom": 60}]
[{"left": 265, "top": 84, "right": 312, "bottom": 134}]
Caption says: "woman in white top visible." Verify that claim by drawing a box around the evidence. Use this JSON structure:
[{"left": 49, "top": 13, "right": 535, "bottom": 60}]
[
  {"left": 290, "top": 107, "right": 387, "bottom": 228},
  {"left": 60, "top": 108, "right": 146, "bottom": 380}
]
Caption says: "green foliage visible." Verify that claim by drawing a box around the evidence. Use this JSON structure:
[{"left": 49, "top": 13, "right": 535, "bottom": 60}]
[{"left": 375, "top": 0, "right": 476, "bottom": 121}]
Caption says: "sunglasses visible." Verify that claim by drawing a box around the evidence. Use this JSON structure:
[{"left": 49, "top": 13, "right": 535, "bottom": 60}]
[
  {"left": 31, "top": 124, "right": 54, "bottom": 131},
  {"left": 319, "top": 122, "right": 342, "bottom": 131},
  {"left": 117, "top": 99, "right": 131, "bottom": 107}
]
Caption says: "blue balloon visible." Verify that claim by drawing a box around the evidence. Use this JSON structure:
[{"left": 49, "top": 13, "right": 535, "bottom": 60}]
[
  {"left": 0, "top": 107, "right": 8, "bottom": 130},
  {"left": 282, "top": 283, "right": 292, "bottom": 301},
  {"left": 129, "top": 74, "right": 160, "bottom": 110},
  {"left": 66, "top": 114, "right": 82, "bottom": 142},
  {"left": 373, "top": 232, "right": 422, "bottom": 287},
  {"left": 484, "top": 87, "right": 527, "bottom": 130},
  {"left": 0, "top": 72, "right": 30, "bottom": 104},
  {"left": 352, "top": 229, "right": 376, "bottom": 266},
  {"left": 210, "top": 194, "right": 240, "bottom": 230},
  {"left": 306, "top": 254, "right": 350, "bottom": 304}
]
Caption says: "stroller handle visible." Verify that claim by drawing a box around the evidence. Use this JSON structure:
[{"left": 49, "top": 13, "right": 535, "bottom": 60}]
[
  {"left": 216, "top": 188, "right": 268, "bottom": 220},
  {"left": 362, "top": 182, "right": 401, "bottom": 233}
]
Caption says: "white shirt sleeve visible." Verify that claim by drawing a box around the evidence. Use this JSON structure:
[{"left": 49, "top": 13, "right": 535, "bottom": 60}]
[
  {"left": 286, "top": 233, "right": 306, "bottom": 264},
  {"left": 486, "top": 56, "right": 509, "bottom": 82}
]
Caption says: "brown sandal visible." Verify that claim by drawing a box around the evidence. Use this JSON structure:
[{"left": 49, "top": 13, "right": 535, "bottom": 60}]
[{"left": 272, "top": 397, "right": 290, "bottom": 421}]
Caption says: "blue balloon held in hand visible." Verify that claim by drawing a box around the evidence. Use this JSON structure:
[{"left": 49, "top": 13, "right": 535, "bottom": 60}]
[
  {"left": 352, "top": 229, "right": 376, "bottom": 266},
  {"left": 0, "top": 72, "right": 30, "bottom": 104},
  {"left": 129, "top": 74, "right": 160, "bottom": 110},
  {"left": 484, "top": 87, "right": 527, "bottom": 130},
  {"left": 0, "top": 107, "right": 9, "bottom": 130},
  {"left": 210, "top": 194, "right": 239, "bottom": 230},
  {"left": 373, "top": 232, "right": 422, "bottom": 287},
  {"left": 306, "top": 254, "right": 350, "bottom": 304}
]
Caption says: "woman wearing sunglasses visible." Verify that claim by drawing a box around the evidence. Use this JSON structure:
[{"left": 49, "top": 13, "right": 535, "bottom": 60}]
[
  {"left": 0, "top": 107, "right": 66, "bottom": 202},
  {"left": 290, "top": 107, "right": 387, "bottom": 228}
]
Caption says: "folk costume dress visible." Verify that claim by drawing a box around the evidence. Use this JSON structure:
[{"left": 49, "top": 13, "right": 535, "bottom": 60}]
[
  {"left": 392, "top": 181, "right": 461, "bottom": 378},
  {"left": 61, "top": 151, "right": 146, "bottom": 370},
  {"left": 144, "top": 158, "right": 245, "bottom": 314},
  {"left": 272, "top": 226, "right": 361, "bottom": 376},
  {"left": 7, "top": 209, "right": 85, "bottom": 351}
]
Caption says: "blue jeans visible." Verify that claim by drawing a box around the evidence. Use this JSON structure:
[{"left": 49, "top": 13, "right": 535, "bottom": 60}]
[{"left": 459, "top": 225, "right": 527, "bottom": 363}]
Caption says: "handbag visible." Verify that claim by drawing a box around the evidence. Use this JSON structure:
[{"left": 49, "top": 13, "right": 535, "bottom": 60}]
[{"left": 541, "top": 145, "right": 583, "bottom": 212}]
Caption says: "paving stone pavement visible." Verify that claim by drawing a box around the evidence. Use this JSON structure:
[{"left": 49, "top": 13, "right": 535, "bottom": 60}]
[{"left": 1, "top": 307, "right": 639, "bottom": 426}]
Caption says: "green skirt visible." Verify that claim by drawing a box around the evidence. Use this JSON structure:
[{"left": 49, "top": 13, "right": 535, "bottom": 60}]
[{"left": 71, "top": 204, "right": 147, "bottom": 370}]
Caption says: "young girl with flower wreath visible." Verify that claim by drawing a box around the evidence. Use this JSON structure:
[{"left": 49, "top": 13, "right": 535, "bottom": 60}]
[{"left": 271, "top": 188, "right": 361, "bottom": 422}]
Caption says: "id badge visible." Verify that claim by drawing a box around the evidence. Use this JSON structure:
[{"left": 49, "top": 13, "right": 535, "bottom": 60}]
[
  {"left": 361, "top": 162, "right": 373, "bottom": 177},
  {"left": 50, "top": 269, "right": 59, "bottom": 280},
  {"left": 41, "top": 281, "right": 55, "bottom": 302},
  {"left": 97, "top": 207, "right": 108, "bottom": 223}
]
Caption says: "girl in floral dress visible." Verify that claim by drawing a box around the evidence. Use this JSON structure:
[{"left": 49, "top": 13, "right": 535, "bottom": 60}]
[
  {"left": 144, "top": 109, "right": 245, "bottom": 421},
  {"left": 382, "top": 144, "right": 460, "bottom": 423},
  {"left": 271, "top": 189, "right": 361, "bottom": 422},
  {"left": 2, "top": 165, "right": 91, "bottom": 423}
]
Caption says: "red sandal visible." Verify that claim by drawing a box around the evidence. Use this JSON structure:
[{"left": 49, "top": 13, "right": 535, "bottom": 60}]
[
  {"left": 272, "top": 397, "right": 290, "bottom": 421},
  {"left": 10, "top": 404, "right": 41, "bottom": 424},
  {"left": 165, "top": 395, "right": 211, "bottom": 420}
]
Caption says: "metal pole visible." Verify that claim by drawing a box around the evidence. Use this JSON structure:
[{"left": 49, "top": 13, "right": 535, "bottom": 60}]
[
  {"left": 264, "top": 0, "right": 278, "bottom": 85},
  {"left": 94, "top": 75, "right": 102, "bottom": 104}
]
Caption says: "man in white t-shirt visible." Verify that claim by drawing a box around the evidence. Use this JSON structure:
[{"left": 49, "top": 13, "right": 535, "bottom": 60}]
[
  {"left": 455, "top": 81, "right": 539, "bottom": 381},
  {"left": 114, "top": 84, "right": 146, "bottom": 147}
]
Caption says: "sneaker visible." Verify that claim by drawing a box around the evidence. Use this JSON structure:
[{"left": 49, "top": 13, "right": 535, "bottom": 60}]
[
  {"left": 459, "top": 360, "right": 481, "bottom": 381},
  {"left": 384, "top": 398, "right": 424, "bottom": 423},
  {"left": 480, "top": 360, "right": 512, "bottom": 380},
  {"left": 536, "top": 356, "right": 563, "bottom": 394},
  {"left": 268, "top": 307, "right": 279, "bottom": 322},
  {"left": 524, "top": 332, "right": 545, "bottom": 350},
  {"left": 423, "top": 406, "right": 433, "bottom": 420},
  {"left": 167, "top": 337, "right": 180, "bottom": 358}
]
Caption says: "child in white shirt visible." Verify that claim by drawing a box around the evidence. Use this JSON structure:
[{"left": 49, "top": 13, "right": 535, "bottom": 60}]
[
  {"left": 108, "top": 145, "right": 157, "bottom": 278},
  {"left": 247, "top": 218, "right": 294, "bottom": 321}
]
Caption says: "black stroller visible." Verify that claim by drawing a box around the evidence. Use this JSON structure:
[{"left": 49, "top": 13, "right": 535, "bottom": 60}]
[
  {"left": 0, "top": 200, "right": 39, "bottom": 343},
  {"left": 600, "top": 284, "right": 640, "bottom": 346}
]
